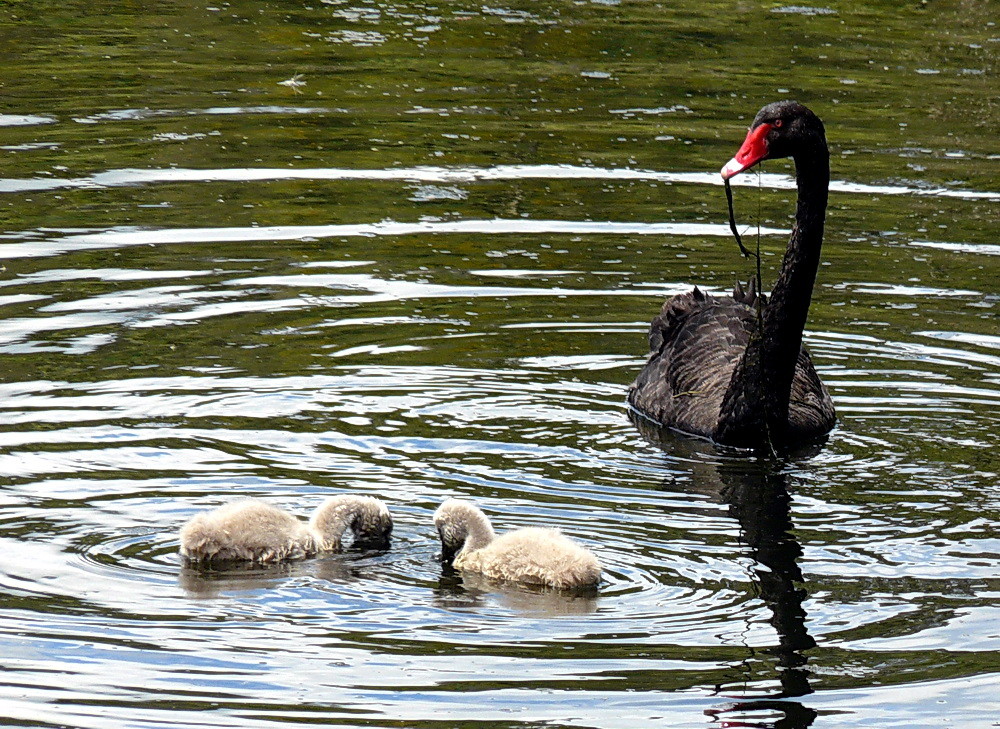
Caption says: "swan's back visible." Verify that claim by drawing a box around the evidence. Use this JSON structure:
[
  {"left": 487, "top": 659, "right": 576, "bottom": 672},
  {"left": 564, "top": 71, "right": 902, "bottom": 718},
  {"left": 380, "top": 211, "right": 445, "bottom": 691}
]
[
  {"left": 455, "top": 527, "right": 601, "bottom": 590},
  {"left": 628, "top": 288, "right": 753, "bottom": 437},
  {"left": 179, "top": 499, "right": 316, "bottom": 564},
  {"left": 628, "top": 285, "right": 834, "bottom": 441}
]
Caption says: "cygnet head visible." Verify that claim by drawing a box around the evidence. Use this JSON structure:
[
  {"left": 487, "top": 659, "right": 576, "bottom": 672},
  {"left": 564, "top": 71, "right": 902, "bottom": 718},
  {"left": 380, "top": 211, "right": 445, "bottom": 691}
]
[
  {"left": 433, "top": 498, "right": 496, "bottom": 565},
  {"left": 309, "top": 494, "right": 393, "bottom": 552}
]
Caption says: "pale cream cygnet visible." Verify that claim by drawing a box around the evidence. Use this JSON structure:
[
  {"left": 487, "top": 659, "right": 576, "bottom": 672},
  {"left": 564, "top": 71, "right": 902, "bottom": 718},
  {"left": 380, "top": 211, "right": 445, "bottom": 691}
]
[
  {"left": 180, "top": 495, "right": 392, "bottom": 565},
  {"left": 433, "top": 499, "right": 601, "bottom": 590}
]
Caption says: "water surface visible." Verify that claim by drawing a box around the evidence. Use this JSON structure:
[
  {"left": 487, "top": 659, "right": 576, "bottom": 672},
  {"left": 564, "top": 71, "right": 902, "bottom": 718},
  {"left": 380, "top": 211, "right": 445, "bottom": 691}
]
[{"left": 1, "top": 1, "right": 998, "bottom": 727}]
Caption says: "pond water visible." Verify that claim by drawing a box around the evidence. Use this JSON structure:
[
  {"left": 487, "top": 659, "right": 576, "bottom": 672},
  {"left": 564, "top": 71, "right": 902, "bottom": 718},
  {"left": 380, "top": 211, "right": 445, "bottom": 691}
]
[{"left": 1, "top": 1, "right": 998, "bottom": 727}]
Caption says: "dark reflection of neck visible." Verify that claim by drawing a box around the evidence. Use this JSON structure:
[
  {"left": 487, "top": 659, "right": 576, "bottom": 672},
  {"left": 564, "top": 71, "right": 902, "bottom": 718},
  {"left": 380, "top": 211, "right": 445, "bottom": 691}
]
[
  {"left": 716, "top": 459, "right": 815, "bottom": 701},
  {"left": 630, "top": 414, "right": 817, "bottom": 725}
]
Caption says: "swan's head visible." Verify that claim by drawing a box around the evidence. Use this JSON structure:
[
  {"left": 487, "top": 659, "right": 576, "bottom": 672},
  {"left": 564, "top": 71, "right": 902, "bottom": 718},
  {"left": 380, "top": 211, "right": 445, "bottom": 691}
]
[
  {"left": 310, "top": 495, "right": 393, "bottom": 551},
  {"left": 433, "top": 499, "right": 496, "bottom": 565},
  {"left": 721, "top": 101, "right": 826, "bottom": 180},
  {"left": 348, "top": 497, "right": 393, "bottom": 550}
]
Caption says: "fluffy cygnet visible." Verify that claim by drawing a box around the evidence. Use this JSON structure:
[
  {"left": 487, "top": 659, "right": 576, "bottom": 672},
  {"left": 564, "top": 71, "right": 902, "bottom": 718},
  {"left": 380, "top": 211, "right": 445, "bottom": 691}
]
[
  {"left": 433, "top": 499, "right": 601, "bottom": 590},
  {"left": 180, "top": 495, "right": 392, "bottom": 565}
]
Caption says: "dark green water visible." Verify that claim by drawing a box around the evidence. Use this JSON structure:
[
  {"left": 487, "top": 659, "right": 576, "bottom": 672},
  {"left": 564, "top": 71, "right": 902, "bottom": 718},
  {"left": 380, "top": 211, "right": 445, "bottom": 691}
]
[{"left": 1, "top": 1, "right": 998, "bottom": 727}]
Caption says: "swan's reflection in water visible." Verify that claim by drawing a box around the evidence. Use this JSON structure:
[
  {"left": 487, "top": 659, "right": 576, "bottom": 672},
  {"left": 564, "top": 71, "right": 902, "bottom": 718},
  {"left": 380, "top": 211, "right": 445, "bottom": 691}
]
[
  {"left": 434, "top": 563, "right": 600, "bottom": 616},
  {"left": 632, "top": 413, "right": 818, "bottom": 728},
  {"left": 178, "top": 553, "right": 367, "bottom": 598}
]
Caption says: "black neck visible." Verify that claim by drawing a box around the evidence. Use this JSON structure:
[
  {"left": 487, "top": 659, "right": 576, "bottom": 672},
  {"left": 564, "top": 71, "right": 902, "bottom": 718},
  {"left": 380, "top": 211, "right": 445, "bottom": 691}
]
[{"left": 716, "top": 143, "right": 829, "bottom": 450}]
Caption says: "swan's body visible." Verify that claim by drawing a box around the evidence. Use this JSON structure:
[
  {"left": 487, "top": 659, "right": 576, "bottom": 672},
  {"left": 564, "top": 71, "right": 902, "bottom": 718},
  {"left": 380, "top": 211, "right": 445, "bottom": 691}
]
[
  {"left": 180, "top": 495, "right": 392, "bottom": 565},
  {"left": 434, "top": 499, "right": 601, "bottom": 590},
  {"left": 629, "top": 101, "right": 835, "bottom": 451}
]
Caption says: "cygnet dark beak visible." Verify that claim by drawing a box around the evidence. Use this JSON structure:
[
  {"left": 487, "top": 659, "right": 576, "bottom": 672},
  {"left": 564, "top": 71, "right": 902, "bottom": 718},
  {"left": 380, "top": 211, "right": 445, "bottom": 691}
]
[{"left": 439, "top": 537, "right": 458, "bottom": 565}]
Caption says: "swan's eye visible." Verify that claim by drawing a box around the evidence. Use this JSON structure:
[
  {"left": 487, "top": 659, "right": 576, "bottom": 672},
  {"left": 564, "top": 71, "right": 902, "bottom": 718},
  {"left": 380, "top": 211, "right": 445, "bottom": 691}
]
[{"left": 773, "top": 119, "right": 783, "bottom": 128}]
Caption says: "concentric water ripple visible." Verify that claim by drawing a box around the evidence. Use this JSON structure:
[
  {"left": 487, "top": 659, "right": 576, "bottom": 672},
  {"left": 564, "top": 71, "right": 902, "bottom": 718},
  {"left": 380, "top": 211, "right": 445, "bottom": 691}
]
[{"left": 4, "top": 357, "right": 994, "bottom": 667}]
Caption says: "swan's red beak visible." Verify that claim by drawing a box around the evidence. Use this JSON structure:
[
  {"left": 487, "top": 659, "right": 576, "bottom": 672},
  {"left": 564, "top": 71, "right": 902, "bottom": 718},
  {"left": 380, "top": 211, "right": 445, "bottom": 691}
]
[{"left": 720, "top": 123, "right": 772, "bottom": 180}]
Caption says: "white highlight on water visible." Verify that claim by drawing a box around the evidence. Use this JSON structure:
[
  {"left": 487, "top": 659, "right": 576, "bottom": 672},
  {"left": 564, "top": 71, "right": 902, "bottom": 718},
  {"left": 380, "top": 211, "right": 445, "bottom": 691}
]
[{"left": 1, "top": 163, "right": 996, "bottom": 200}]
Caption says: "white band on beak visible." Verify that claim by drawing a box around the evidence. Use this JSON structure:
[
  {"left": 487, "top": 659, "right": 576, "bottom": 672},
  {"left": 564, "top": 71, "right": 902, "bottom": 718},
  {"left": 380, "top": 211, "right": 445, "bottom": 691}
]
[{"left": 720, "top": 156, "right": 744, "bottom": 180}]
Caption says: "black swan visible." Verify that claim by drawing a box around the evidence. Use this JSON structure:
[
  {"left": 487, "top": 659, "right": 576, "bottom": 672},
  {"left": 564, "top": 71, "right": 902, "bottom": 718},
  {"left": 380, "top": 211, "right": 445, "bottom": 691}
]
[{"left": 628, "top": 100, "right": 835, "bottom": 451}]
